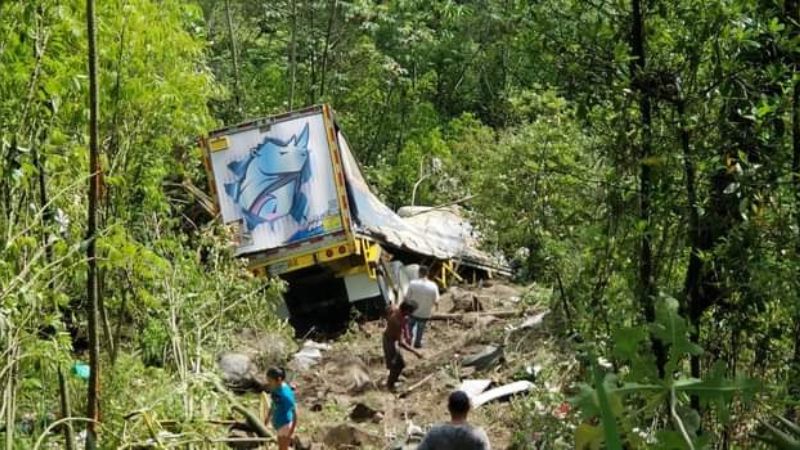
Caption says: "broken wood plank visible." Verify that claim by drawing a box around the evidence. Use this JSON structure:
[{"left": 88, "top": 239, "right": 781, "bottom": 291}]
[
  {"left": 399, "top": 373, "right": 436, "bottom": 398},
  {"left": 429, "top": 310, "right": 520, "bottom": 320}
]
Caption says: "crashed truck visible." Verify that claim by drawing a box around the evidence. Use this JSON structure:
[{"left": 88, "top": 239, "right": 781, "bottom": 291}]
[{"left": 202, "top": 104, "right": 509, "bottom": 333}]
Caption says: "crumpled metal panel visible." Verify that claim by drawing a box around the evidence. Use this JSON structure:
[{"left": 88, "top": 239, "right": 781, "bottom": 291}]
[{"left": 338, "top": 132, "right": 509, "bottom": 274}]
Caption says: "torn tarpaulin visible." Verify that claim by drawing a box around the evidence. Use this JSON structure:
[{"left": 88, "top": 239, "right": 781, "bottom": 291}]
[{"left": 337, "top": 131, "right": 510, "bottom": 275}]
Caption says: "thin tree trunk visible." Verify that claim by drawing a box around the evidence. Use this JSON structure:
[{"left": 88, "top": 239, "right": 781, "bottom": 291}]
[
  {"left": 58, "top": 367, "right": 77, "bottom": 450},
  {"left": 225, "top": 0, "right": 243, "bottom": 118},
  {"left": 35, "top": 120, "right": 77, "bottom": 450},
  {"left": 677, "top": 97, "right": 702, "bottom": 412},
  {"left": 85, "top": 0, "right": 101, "bottom": 447},
  {"left": 99, "top": 270, "right": 114, "bottom": 357},
  {"left": 4, "top": 340, "right": 17, "bottom": 450},
  {"left": 319, "top": 0, "right": 337, "bottom": 99},
  {"left": 288, "top": 0, "right": 298, "bottom": 110},
  {"left": 788, "top": 0, "right": 800, "bottom": 422},
  {"left": 308, "top": 0, "right": 317, "bottom": 105},
  {"left": 629, "top": 0, "right": 665, "bottom": 377},
  {"left": 110, "top": 287, "right": 128, "bottom": 366}
]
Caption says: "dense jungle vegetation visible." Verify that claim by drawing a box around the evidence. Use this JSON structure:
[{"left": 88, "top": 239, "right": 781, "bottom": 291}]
[{"left": 2, "top": 0, "right": 800, "bottom": 448}]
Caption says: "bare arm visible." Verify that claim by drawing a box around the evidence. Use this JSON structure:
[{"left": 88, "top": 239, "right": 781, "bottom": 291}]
[
  {"left": 290, "top": 407, "right": 297, "bottom": 433},
  {"left": 399, "top": 339, "right": 422, "bottom": 358}
]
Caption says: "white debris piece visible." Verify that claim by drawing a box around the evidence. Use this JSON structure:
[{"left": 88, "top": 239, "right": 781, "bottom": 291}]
[
  {"left": 458, "top": 379, "right": 493, "bottom": 399},
  {"left": 291, "top": 340, "right": 331, "bottom": 370},
  {"left": 472, "top": 381, "right": 534, "bottom": 408}
]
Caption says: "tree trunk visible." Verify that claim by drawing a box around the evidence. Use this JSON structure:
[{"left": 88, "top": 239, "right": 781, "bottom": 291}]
[
  {"left": 788, "top": 0, "right": 800, "bottom": 422},
  {"left": 677, "top": 97, "right": 702, "bottom": 412},
  {"left": 288, "top": 0, "right": 298, "bottom": 110},
  {"left": 319, "top": 0, "right": 337, "bottom": 99},
  {"left": 225, "top": 0, "right": 243, "bottom": 118},
  {"left": 307, "top": 0, "right": 317, "bottom": 105},
  {"left": 629, "top": 0, "right": 665, "bottom": 377},
  {"left": 35, "top": 123, "right": 77, "bottom": 450},
  {"left": 85, "top": 0, "right": 101, "bottom": 447},
  {"left": 58, "top": 367, "right": 77, "bottom": 450}
]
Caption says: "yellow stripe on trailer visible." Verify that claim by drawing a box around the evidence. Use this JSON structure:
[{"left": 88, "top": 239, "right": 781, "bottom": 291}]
[{"left": 248, "top": 241, "right": 356, "bottom": 275}]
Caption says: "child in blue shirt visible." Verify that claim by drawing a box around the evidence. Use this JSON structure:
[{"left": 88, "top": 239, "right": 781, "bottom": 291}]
[{"left": 266, "top": 367, "right": 297, "bottom": 450}]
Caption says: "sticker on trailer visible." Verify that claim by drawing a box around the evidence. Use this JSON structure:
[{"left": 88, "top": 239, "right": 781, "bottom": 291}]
[{"left": 208, "top": 113, "right": 344, "bottom": 254}]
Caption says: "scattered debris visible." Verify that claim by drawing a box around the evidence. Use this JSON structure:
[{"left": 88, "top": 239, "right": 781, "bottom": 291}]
[
  {"left": 259, "top": 280, "right": 551, "bottom": 449},
  {"left": 430, "top": 310, "right": 519, "bottom": 321},
  {"left": 515, "top": 311, "right": 549, "bottom": 331},
  {"left": 461, "top": 345, "right": 504, "bottom": 371},
  {"left": 458, "top": 379, "right": 493, "bottom": 399},
  {"left": 472, "top": 381, "right": 534, "bottom": 408},
  {"left": 405, "top": 419, "right": 426, "bottom": 441},
  {"left": 291, "top": 340, "right": 331, "bottom": 371},
  {"left": 400, "top": 373, "right": 437, "bottom": 398},
  {"left": 512, "top": 364, "right": 539, "bottom": 383},
  {"left": 449, "top": 287, "right": 484, "bottom": 312}
]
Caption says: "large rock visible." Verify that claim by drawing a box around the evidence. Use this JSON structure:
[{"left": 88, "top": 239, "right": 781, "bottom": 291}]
[
  {"left": 218, "top": 352, "right": 262, "bottom": 391},
  {"left": 349, "top": 402, "right": 382, "bottom": 423},
  {"left": 321, "top": 424, "right": 383, "bottom": 449},
  {"left": 218, "top": 329, "right": 296, "bottom": 392},
  {"left": 293, "top": 435, "right": 313, "bottom": 450}
]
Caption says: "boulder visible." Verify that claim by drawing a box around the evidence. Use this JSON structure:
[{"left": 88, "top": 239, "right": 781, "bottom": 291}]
[
  {"left": 219, "top": 329, "right": 296, "bottom": 392},
  {"left": 349, "top": 402, "right": 381, "bottom": 423},
  {"left": 321, "top": 424, "right": 383, "bottom": 449},
  {"left": 218, "top": 352, "right": 262, "bottom": 392},
  {"left": 293, "top": 435, "right": 313, "bottom": 450}
]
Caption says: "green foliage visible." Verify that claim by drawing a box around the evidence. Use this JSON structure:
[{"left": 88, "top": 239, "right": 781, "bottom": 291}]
[
  {"left": 572, "top": 298, "right": 757, "bottom": 449},
  {"left": 755, "top": 414, "right": 800, "bottom": 449},
  {"left": 3, "top": 0, "right": 800, "bottom": 447}
]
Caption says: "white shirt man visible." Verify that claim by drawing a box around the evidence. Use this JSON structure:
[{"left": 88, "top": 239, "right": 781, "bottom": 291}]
[{"left": 406, "top": 266, "right": 439, "bottom": 348}]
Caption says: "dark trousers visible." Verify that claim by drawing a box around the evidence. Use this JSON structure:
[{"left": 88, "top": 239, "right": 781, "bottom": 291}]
[{"left": 382, "top": 334, "right": 405, "bottom": 388}]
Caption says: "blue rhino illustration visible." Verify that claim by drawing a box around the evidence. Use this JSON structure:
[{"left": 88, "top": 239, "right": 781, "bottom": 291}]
[{"left": 224, "top": 123, "right": 312, "bottom": 231}]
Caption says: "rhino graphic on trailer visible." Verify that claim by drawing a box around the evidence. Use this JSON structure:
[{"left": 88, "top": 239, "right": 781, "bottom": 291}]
[{"left": 224, "top": 123, "right": 312, "bottom": 231}]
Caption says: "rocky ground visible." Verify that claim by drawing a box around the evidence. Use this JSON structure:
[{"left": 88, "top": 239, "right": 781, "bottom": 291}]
[{"left": 220, "top": 281, "right": 572, "bottom": 449}]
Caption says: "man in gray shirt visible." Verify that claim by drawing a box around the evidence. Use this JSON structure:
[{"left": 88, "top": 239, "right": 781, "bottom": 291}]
[{"left": 417, "top": 391, "right": 491, "bottom": 450}]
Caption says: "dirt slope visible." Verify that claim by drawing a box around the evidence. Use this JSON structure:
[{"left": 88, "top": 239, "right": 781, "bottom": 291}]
[{"left": 286, "top": 281, "right": 553, "bottom": 449}]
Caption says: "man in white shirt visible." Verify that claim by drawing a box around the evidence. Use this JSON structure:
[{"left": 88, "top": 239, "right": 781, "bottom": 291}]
[{"left": 406, "top": 266, "right": 439, "bottom": 348}]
